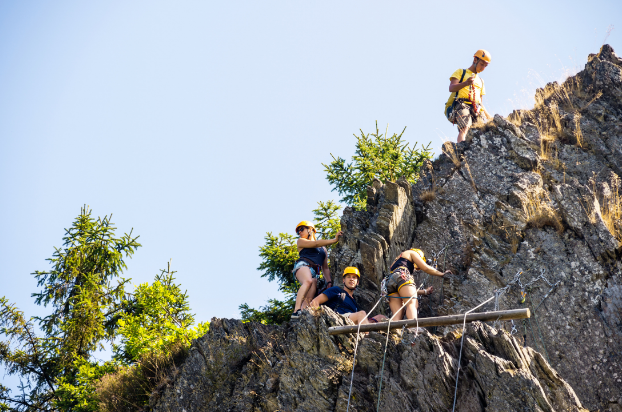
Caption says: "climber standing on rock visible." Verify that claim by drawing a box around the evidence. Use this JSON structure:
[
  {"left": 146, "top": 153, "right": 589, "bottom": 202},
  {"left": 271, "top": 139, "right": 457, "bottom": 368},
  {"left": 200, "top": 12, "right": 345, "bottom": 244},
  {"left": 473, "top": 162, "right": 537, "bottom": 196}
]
[
  {"left": 291, "top": 221, "right": 342, "bottom": 320},
  {"left": 445, "top": 49, "right": 493, "bottom": 143},
  {"left": 310, "top": 267, "right": 387, "bottom": 325},
  {"left": 384, "top": 249, "right": 452, "bottom": 321}
]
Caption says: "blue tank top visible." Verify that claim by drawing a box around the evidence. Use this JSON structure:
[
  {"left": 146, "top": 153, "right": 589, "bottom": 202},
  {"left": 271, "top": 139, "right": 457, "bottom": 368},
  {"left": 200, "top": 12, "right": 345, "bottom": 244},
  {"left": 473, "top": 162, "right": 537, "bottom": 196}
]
[{"left": 299, "top": 247, "right": 326, "bottom": 267}]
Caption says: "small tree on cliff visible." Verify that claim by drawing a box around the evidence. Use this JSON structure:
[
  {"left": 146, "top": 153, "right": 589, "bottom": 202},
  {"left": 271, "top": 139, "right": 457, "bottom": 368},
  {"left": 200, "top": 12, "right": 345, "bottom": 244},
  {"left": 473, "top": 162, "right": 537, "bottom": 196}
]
[{"left": 323, "top": 122, "right": 433, "bottom": 210}]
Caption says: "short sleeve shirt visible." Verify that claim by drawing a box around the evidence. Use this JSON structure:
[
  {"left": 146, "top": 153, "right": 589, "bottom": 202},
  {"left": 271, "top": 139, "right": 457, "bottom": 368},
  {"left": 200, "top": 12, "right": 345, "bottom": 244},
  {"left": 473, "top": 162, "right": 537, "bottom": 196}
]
[
  {"left": 444, "top": 69, "right": 486, "bottom": 114},
  {"left": 322, "top": 286, "right": 358, "bottom": 315}
]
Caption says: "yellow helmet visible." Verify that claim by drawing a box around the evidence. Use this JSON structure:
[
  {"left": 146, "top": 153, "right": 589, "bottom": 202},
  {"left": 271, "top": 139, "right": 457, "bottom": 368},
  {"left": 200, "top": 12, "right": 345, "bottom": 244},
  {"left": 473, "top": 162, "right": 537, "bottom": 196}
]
[
  {"left": 474, "top": 49, "right": 491, "bottom": 63},
  {"left": 411, "top": 248, "right": 425, "bottom": 260},
  {"left": 343, "top": 267, "right": 361, "bottom": 278},
  {"left": 295, "top": 221, "right": 316, "bottom": 234}
]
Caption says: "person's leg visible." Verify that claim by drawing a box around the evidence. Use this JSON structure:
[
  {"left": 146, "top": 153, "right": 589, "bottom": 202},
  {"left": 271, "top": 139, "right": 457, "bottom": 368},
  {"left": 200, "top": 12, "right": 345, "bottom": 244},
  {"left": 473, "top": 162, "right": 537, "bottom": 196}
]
[
  {"left": 457, "top": 126, "right": 470, "bottom": 143},
  {"left": 294, "top": 266, "right": 314, "bottom": 311},
  {"left": 455, "top": 104, "right": 473, "bottom": 143},
  {"left": 300, "top": 278, "right": 317, "bottom": 310},
  {"left": 348, "top": 310, "right": 369, "bottom": 325},
  {"left": 398, "top": 284, "right": 419, "bottom": 320},
  {"left": 388, "top": 294, "right": 405, "bottom": 320}
]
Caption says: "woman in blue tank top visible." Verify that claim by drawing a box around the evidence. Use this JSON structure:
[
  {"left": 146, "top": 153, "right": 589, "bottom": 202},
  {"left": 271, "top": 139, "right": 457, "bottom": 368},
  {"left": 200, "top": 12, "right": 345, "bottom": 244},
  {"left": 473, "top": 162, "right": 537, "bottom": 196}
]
[{"left": 291, "top": 220, "right": 343, "bottom": 320}]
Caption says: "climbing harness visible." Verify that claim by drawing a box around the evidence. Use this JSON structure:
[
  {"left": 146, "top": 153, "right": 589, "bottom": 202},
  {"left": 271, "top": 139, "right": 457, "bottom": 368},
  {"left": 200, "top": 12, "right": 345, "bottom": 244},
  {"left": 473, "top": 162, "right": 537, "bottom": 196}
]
[
  {"left": 452, "top": 296, "right": 495, "bottom": 412},
  {"left": 468, "top": 75, "right": 480, "bottom": 116},
  {"left": 346, "top": 296, "right": 384, "bottom": 412}
]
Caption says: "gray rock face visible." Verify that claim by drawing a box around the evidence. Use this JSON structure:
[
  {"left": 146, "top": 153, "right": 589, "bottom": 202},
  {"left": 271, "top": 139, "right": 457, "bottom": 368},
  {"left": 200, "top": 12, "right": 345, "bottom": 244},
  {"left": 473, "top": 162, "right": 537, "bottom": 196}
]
[
  {"left": 152, "top": 309, "right": 586, "bottom": 412},
  {"left": 152, "top": 45, "right": 622, "bottom": 411},
  {"left": 332, "top": 45, "right": 622, "bottom": 411}
]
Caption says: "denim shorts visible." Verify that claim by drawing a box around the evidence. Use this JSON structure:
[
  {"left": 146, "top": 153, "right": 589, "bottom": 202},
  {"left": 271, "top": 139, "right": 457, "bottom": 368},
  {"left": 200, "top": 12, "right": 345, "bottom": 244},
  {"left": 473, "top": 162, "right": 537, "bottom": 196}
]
[{"left": 292, "top": 260, "right": 319, "bottom": 278}]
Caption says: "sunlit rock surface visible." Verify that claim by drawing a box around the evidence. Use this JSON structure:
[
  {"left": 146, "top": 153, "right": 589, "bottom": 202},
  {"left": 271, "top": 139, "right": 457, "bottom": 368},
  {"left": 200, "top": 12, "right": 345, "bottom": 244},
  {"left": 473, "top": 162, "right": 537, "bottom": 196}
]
[{"left": 152, "top": 45, "right": 621, "bottom": 411}]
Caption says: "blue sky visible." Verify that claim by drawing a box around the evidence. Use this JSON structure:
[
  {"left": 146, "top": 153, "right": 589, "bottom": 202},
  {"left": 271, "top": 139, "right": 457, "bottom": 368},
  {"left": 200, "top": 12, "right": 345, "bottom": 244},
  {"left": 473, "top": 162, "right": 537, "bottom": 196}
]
[{"left": 0, "top": 0, "right": 619, "bottom": 335}]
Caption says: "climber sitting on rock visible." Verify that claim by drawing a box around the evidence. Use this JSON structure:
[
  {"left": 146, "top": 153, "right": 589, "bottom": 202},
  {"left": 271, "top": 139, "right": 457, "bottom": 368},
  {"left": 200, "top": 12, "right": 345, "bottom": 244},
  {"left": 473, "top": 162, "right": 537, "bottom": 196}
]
[
  {"left": 291, "top": 221, "right": 343, "bottom": 320},
  {"left": 445, "top": 49, "right": 493, "bottom": 143},
  {"left": 384, "top": 249, "right": 452, "bottom": 321},
  {"left": 310, "top": 267, "right": 387, "bottom": 325}
]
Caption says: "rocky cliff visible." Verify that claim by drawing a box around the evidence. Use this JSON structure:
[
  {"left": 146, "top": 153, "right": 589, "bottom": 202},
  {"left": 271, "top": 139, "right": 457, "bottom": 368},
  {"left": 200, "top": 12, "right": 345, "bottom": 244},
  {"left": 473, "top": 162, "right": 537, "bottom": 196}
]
[{"left": 151, "top": 45, "right": 622, "bottom": 411}]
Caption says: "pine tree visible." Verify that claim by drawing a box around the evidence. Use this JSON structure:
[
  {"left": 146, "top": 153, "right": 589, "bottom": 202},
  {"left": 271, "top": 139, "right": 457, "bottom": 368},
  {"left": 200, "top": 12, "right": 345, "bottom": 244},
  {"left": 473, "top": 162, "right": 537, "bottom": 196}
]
[
  {"left": 0, "top": 207, "right": 140, "bottom": 411},
  {"left": 323, "top": 122, "right": 433, "bottom": 210}
]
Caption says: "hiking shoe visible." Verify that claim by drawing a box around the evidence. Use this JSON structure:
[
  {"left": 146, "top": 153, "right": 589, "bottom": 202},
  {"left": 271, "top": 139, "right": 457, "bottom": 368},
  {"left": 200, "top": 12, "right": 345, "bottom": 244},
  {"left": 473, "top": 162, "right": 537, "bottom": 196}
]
[{"left": 291, "top": 309, "right": 302, "bottom": 320}]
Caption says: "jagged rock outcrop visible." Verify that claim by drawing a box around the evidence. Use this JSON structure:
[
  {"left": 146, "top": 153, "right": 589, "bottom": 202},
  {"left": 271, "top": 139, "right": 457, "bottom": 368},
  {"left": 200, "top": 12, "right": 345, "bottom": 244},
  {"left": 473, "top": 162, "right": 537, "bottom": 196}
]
[
  {"left": 331, "top": 44, "right": 622, "bottom": 411},
  {"left": 152, "top": 309, "right": 585, "bottom": 412},
  {"left": 152, "top": 45, "right": 622, "bottom": 411}
]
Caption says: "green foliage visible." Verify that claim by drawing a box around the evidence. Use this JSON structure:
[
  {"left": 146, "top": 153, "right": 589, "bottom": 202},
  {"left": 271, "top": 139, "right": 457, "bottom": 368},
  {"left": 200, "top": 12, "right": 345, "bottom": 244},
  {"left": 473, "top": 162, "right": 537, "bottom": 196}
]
[
  {"left": 0, "top": 207, "right": 140, "bottom": 412},
  {"left": 0, "top": 297, "right": 54, "bottom": 410},
  {"left": 1, "top": 208, "right": 209, "bottom": 411},
  {"left": 312, "top": 200, "right": 342, "bottom": 243},
  {"left": 32, "top": 206, "right": 141, "bottom": 359},
  {"left": 55, "top": 358, "right": 117, "bottom": 412},
  {"left": 323, "top": 122, "right": 433, "bottom": 210},
  {"left": 96, "top": 341, "right": 189, "bottom": 412},
  {"left": 257, "top": 232, "right": 299, "bottom": 288},
  {"left": 239, "top": 284, "right": 297, "bottom": 325},
  {"left": 54, "top": 264, "right": 207, "bottom": 412},
  {"left": 114, "top": 262, "right": 209, "bottom": 362}
]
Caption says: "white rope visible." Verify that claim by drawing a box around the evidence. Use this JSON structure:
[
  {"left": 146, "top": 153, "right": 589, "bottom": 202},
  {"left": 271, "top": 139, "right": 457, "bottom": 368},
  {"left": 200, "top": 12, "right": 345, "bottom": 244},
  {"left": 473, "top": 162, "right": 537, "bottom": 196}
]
[
  {"left": 376, "top": 284, "right": 423, "bottom": 411},
  {"left": 346, "top": 296, "right": 384, "bottom": 412},
  {"left": 452, "top": 295, "right": 495, "bottom": 412}
]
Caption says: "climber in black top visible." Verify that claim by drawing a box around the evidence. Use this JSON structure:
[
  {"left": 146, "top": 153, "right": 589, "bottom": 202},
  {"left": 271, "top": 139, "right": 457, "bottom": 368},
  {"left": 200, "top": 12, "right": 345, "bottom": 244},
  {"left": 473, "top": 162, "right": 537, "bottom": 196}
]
[
  {"left": 385, "top": 249, "right": 452, "bottom": 321},
  {"left": 291, "top": 221, "right": 343, "bottom": 320}
]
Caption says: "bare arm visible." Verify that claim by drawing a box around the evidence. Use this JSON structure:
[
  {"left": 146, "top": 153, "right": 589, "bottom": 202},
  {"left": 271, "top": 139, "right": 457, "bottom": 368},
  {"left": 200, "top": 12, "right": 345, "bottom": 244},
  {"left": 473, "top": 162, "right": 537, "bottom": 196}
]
[
  {"left": 407, "top": 250, "right": 452, "bottom": 277},
  {"left": 297, "top": 231, "right": 343, "bottom": 249},
  {"left": 417, "top": 286, "right": 434, "bottom": 296},
  {"left": 310, "top": 293, "right": 329, "bottom": 308},
  {"left": 449, "top": 76, "right": 475, "bottom": 93}
]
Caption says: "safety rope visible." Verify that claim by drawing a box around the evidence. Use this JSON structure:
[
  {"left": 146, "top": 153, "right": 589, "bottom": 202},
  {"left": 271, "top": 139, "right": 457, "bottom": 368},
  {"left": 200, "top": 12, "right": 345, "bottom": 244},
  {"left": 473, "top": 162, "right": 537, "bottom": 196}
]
[
  {"left": 376, "top": 285, "right": 422, "bottom": 412},
  {"left": 346, "top": 296, "right": 384, "bottom": 412},
  {"left": 452, "top": 295, "right": 495, "bottom": 412},
  {"left": 468, "top": 75, "right": 480, "bottom": 116}
]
